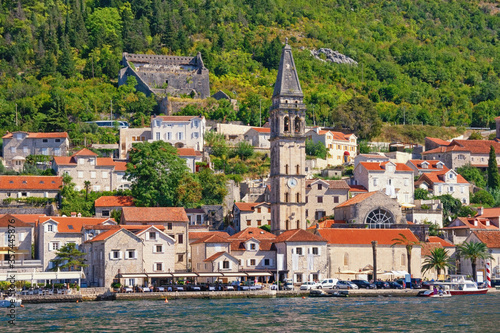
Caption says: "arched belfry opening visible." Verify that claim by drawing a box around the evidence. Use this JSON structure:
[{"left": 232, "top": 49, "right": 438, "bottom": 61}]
[
  {"left": 294, "top": 116, "right": 301, "bottom": 133},
  {"left": 284, "top": 116, "right": 290, "bottom": 132}
]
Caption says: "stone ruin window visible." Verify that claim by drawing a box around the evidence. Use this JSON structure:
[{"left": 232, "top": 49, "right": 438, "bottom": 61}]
[
  {"left": 365, "top": 208, "right": 394, "bottom": 228},
  {"left": 294, "top": 116, "right": 301, "bottom": 133},
  {"left": 284, "top": 116, "right": 290, "bottom": 132}
]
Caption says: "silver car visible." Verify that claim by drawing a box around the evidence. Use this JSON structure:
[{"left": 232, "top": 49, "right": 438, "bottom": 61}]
[{"left": 335, "top": 280, "right": 359, "bottom": 290}]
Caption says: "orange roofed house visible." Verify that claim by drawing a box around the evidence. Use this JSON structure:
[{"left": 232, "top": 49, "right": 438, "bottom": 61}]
[
  {"left": 315, "top": 228, "right": 422, "bottom": 280},
  {"left": 38, "top": 216, "right": 117, "bottom": 271},
  {"left": 232, "top": 202, "right": 271, "bottom": 232},
  {"left": 52, "top": 148, "right": 129, "bottom": 192},
  {"left": 2, "top": 131, "right": 69, "bottom": 171},
  {"left": 461, "top": 230, "right": 500, "bottom": 282},
  {"left": 121, "top": 207, "right": 189, "bottom": 271},
  {"left": 415, "top": 169, "right": 470, "bottom": 204},
  {"left": 94, "top": 196, "right": 135, "bottom": 218},
  {"left": 244, "top": 127, "right": 271, "bottom": 149},
  {"left": 442, "top": 216, "right": 498, "bottom": 245},
  {"left": 306, "top": 127, "right": 357, "bottom": 166},
  {"left": 0, "top": 175, "right": 62, "bottom": 200}
]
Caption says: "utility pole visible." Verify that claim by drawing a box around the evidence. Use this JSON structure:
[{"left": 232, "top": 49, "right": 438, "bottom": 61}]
[{"left": 259, "top": 99, "right": 262, "bottom": 127}]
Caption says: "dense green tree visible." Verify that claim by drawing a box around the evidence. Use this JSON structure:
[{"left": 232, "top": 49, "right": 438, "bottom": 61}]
[
  {"left": 126, "top": 141, "right": 189, "bottom": 207},
  {"left": 414, "top": 188, "right": 431, "bottom": 200},
  {"left": 421, "top": 247, "right": 454, "bottom": 277},
  {"left": 471, "top": 189, "right": 494, "bottom": 207},
  {"left": 456, "top": 241, "right": 493, "bottom": 282},
  {"left": 392, "top": 233, "right": 421, "bottom": 277},
  {"left": 456, "top": 164, "right": 487, "bottom": 188},
  {"left": 233, "top": 141, "right": 254, "bottom": 160},
  {"left": 197, "top": 168, "right": 228, "bottom": 205},
  {"left": 434, "top": 194, "right": 462, "bottom": 225},
  {"left": 457, "top": 205, "right": 477, "bottom": 218},
  {"left": 50, "top": 243, "right": 88, "bottom": 271},
  {"left": 488, "top": 146, "right": 500, "bottom": 190},
  {"left": 57, "top": 38, "right": 75, "bottom": 78},
  {"left": 332, "top": 96, "right": 382, "bottom": 140},
  {"left": 305, "top": 138, "right": 327, "bottom": 159},
  {"left": 176, "top": 173, "right": 203, "bottom": 208},
  {"left": 468, "top": 131, "right": 483, "bottom": 140}
]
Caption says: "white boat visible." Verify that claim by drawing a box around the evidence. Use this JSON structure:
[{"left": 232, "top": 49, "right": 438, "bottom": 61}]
[
  {"left": 0, "top": 297, "right": 22, "bottom": 307},
  {"left": 432, "top": 275, "right": 488, "bottom": 295},
  {"left": 417, "top": 289, "right": 452, "bottom": 298}
]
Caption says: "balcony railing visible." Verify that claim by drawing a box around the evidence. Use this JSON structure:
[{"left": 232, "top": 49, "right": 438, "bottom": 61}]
[{"left": 0, "top": 259, "right": 42, "bottom": 267}]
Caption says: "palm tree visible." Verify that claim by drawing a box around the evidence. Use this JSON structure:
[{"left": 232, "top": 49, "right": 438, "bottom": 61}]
[
  {"left": 421, "top": 247, "right": 454, "bottom": 277},
  {"left": 392, "top": 233, "right": 421, "bottom": 276},
  {"left": 456, "top": 241, "right": 493, "bottom": 282}
]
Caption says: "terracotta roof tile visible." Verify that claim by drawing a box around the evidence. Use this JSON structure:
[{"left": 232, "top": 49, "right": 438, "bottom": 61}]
[
  {"left": 191, "top": 234, "right": 230, "bottom": 245},
  {"left": 250, "top": 127, "right": 271, "bottom": 133},
  {"left": 41, "top": 216, "right": 115, "bottom": 233},
  {"left": 336, "top": 191, "right": 378, "bottom": 208},
  {"left": 0, "top": 176, "right": 62, "bottom": 190},
  {"left": 425, "top": 137, "right": 451, "bottom": 146},
  {"left": 417, "top": 170, "right": 469, "bottom": 185},
  {"left": 422, "top": 145, "right": 469, "bottom": 154},
  {"left": 177, "top": 148, "right": 201, "bottom": 156},
  {"left": 427, "top": 236, "right": 455, "bottom": 247},
  {"left": 113, "top": 161, "right": 127, "bottom": 172},
  {"left": 229, "top": 227, "right": 276, "bottom": 240},
  {"left": 477, "top": 208, "right": 500, "bottom": 218},
  {"left": 359, "top": 161, "right": 413, "bottom": 172},
  {"left": 306, "top": 219, "right": 345, "bottom": 230},
  {"left": 317, "top": 229, "right": 419, "bottom": 245},
  {"left": 53, "top": 156, "right": 74, "bottom": 165},
  {"left": 121, "top": 207, "right": 189, "bottom": 223},
  {"left": 443, "top": 217, "right": 497, "bottom": 230},
  {"left": 189, "top": 231, "right": 229, "bottom": 243},
  {"left": 314, "top": 130, "right": 353, "bottom": 141},
  {"left": 2, "top": 214, "right": 47, "bottom": 226},
  {"left": 2, "top": 131, "right": 69, "bottom": 139},
  {"left": 73, "top": 148, "right": 98, "bottom": 156},
  {"left": 349, "top": 185, "right": 368, "bottom": 192},
  {"left": 274, "top": 229, "right": 327, "bottom": 243},
  {"left": 120, "top": 224, "right": 165, "bottom": 231},
  {"left": 407, "top": 160, "right": 448, "bottom": 171},
  {"left": 0, "top": 214, "right": 32, "bottom": 228},
  {"left": 233, "top": 202, "right": 270, "bottom": 212},
  {"left": 421, "top": 242, "right": 443, "bottom": 256},
  {"left": 472, "top": 230, "right": 500, "bottom": 248},
  {"left": 155, "top": 116, "right": 202, "bottom": 122},
  {"left": 87, "top": 228, "right": 122, "bottom": 242},
  {"left": 306, "top": 179, "right": 350, "bottom": 190},
  {"left": 230, "top": 239, "right": 274, "bottom": 251},
  {"left": 203, "top": 251, "right": 227, "bottom": 262},
  {"left": 452, "top": 140, "right": 500, "bottom": 155},
  {"left": 94, "top": 196, "right": 135, "bottom": 207}
]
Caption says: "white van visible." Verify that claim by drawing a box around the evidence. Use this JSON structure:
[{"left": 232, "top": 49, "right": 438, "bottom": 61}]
[{"left": 318, "top": 278, "right": 339, "bottom": 289}]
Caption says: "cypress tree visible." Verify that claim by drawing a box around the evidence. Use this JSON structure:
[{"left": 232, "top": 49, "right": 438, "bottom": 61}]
[
  {"left": 487, "top": 145, "right": 500, "bottom": 189},
  {"left": 57, "top": 38, "right": 75, "bottom": 78}
]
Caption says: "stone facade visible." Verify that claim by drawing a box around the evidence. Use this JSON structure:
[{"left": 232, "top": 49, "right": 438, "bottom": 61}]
[
  {"left": 405, "top": 159, "right": 447, "bottom": 176},
  {"left": 151, "top": 115, "right": 205, "bottom": 151},
  {"left": 0, "top": 176, "right": 62, "bottom": 200},
  {"left": 2, "top": 132, "right": 69, "bottom": 171},
  {"left": 306, "top": 128, "right": 357, "bottom": 166},
  {"left": 118, "top": 53, "right": 210, "bottom": 113},
  {"left": 406, "top": 199, "right": 443, "bottom": 228},
  {"left": 94, "top": 196, "right": 135, "bottom": 218},
  {"left": 0, "top": 215, "right": 34, "bottom": 264},
  {"left": 354, "top": 161, "right": 414, "bottom": 205},
  {"left": 416, "top": 169, "right": 470, "bottom": 204},
  {"left": 460, "top": 231, "right": 500, "bottom": 280},
  {"left": 232, "top": 202, "right": 271, "bottom": 232},
  {"left": 305, "top": 179, "right": 350, "bottom": 221},
  {"left": 244, "top": 128, "right": 271, "bottom": 149},
  {"left": 270, "top": 43, "right": 307, "bottom": 234},
  {"left": 118, "top": 127, "right": 152, "bottom": 159},
  {"left": 334, "top": 192, "right": 405, "bottom": 226},
  {"left": 134, "top": 226, "right": 176, "bottom": 275},
  {"left": 53, "top": 149, "right": 129, "bottom": 192}
]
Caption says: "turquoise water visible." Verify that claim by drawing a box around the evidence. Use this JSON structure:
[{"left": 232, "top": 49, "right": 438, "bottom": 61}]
[{"left": 2, "top": 294, "right": 499, "bottom": 332}]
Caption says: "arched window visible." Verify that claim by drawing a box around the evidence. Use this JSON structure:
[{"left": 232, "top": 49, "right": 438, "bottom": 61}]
[
  {"left": 296, "top": 220, "right": 300, "bottom": 229},
  {"left": 401, "top": 254, "right": 406, "bottom": 266},
  {"left": 294, "top": 116, "right": 301, "bottom": 133},
  {"left": 296, "top": 164, "right": 300, "bottom": 174},
  {"left": 365, "top": 208, "right": 394, "bottom": 228},
  {"left": 285, "top": 164, "right": 289, "bottom": 175},
  {"left": 284, "top": 116, "right": 290, "bottom": 132},
  {"left": 285, "top": 193, "right": 289, "bottom": 203},
  {"left": 296, "top": 193, "right": 300, "bottom": 202},
  {"left": 343, "top": 253, "right": 349, "bottom": 266}
]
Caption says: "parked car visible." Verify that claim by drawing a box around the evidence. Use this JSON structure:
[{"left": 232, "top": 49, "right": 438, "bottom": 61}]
[
  {"left": 318, "top": 278, "right": 339, "bottom": 289},
  {"left": 374, "top": 281, "right": 391, "bottom": 289},
  {"left": 388, "top": 281, "right": 403, "bottom": 289},
  {"left": 411, "top": 278, "right": 423, "bottom": 289},
  {"left": 283, "top": 279, "right": 294, "bottom": 290},
  {"left": 351, "top": 280, "right": 376, "bottom": 289},
  {"left": 299, "top": 282, "right": 319, "bottom": 290},
  {"left": 335, "top": 280, "right": 359, "bottom": 290}
]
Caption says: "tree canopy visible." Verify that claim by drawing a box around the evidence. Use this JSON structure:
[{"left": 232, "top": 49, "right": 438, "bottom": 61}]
[{"left": 50, "top": 243, "right": 88, "bottom": 271}]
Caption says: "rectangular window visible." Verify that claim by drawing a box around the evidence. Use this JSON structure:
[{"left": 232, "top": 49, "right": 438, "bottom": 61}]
[
  {"left": 51, "top": 242, "right": 60, "bottom": 251},
  {"left": 305, "top": 209, "right": 308, "bottom": 217},
  {"left": 257, "top": 207, "right": 261, "bottom": 213},
  {"left": 264, "top": 259, "right": 270, "bottom": 266},
  {"left": 177, "top": 132, "right": 184, "bottom": 140},
  {"left": 223, "top": 261, "right": 230, "bottom": 269},
  {"left": 247, "top": 220, "right": 251, "bottom": 226},
  {"left": 47, "top": 225, "right": 53, "bottom": 232},
  {"left": 156, "top": 132, "right": 160, "bottom": 140},
  {"left": 78, "top": 158, "right": 84, "bottom": 165},
  {"left": 41, "top": 148, "right": 48, "bottom": 155},
  {"left": 196, "top": 215, "right": 202, "bottom": 224},
  {"left": 167, "top": 223, "right": 172, "bottom": 230},
  {"left": 312, "top": 247, "right": 319, "bottom": 255},
  {"left": 178, "top": 234, "right": 183, "bottom": 244},
  {"left": 177, "top": 254, "right": 184, "bottom": 262},
  {"left": 149, "top": 232, "right": 156, "bottom": 240},
  {"left": 317, "top": 196, "right": 323, "bottom": 203},
  {"left": 296, "top": 274, "right": 303, "bottom": 283},
  {"left": 267, "top": 220, "right": 271, "bottom": 225},
  {"left": 126, "top": 250, "right": 136, "bottom": 259},
  {"left": 318, "top": 184, "right": 322, "bottom": 190},
  {"left": 102, "top": 171, "right": 108, "bottom": 179},
  {"left": 155, "top": 263, "right": 163, "bottom": 271},
  {"left": 449, "top": 186, "right": 454, "bottom": 192},
  {"left": 167, "top": 132, "right": 172, "bottom": 140},
  {"left": 250, "top": 243, "right": 256, "bottom": 250},
  {"left": 373, "top": 178, "right": 378, "bottom": 186},
  {"left": 23, "top": 146, "right": 28, "bottom": 154},
  {"left": 257, "top": 220, "right": 262, "bottom": 226},
  {"left": 268, "top": 208, "right": 271, "bottom": 213},
  {"left": 334, "top": 196, "right": 339, "bottom": 203},
  {"left": 296, "top": 247, "right": 303, "bottom": 255},
  {"left": 42, "top": 139, "right": 48, "bottom": 143},
  {"left": 54, "top": 148, "right": 61, "bottom": 156},
  {"left": 250, "top": 259, "right": 256, "bottom": 266},
  {"left": 89, "top": 159, "right": 95, "bottom": 166},
  {"left": 102, "top": 210, "right": 110, "bottom": 217},
  {"left": 155, "top": 245, "right": 163, "bottom": 253},
  {"left": 78, "top": 171, "right": 84, "bottom": 179},
  {"left": 10, "top": 147, "right": 16, "bottom": 153},
  {"left": 112, "top": 250, "right": 121, "bottom": 259},
  {"left": 193, "top": 132, "right": 199, "bottom": 139},
  {"left": 90, "top": 171, "right": 96, "bottom": 179}
]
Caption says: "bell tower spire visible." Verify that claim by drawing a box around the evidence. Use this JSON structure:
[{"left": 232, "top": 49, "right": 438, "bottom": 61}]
[{"left": 269, "top": 41, "right": 307, "bottom": 235}]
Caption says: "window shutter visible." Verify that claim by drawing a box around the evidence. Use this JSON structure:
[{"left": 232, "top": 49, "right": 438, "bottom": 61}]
[
  {"left": 134, "top": 251, "right": 137, "bottom": 259},
  {"left": 155, "top": 232, "right": 159, "bottom": 240},
  {"left": 247, "top": 259, "right": 251, "bottom": 266},
  {"left": 145, "top": 233, "right": 150, "bottom": 240},
  {"left": 228, "top": 261, "right": 232, "bottom": 269},
  {"left": 218, "top": 261, "right": 222, "bottom": 270},
  {"left": 269, "top": 258, "right": 274, "bottom": 266},
  {"left": 318, "top": 247, "right": 321, "bottom": 256},
  {"left": 118, "top": 251, "right": 122, "bottom": 259},
  {"left": 109, "top": 252, "right": 113, "bottom": 260}
]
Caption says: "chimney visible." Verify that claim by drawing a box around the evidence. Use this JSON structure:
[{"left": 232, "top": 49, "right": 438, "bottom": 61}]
[
  {"left": 474, "top": 220, "right": 478, "bottom": 227},
  {"left": 486, "top": 220, "right": 490, "bottom": 226},
  {"left": 71, "top": 212, "right": 77, "bottom": 217},
  {"left": 479, "top": 206, "right": 484, "bottom": 216}
]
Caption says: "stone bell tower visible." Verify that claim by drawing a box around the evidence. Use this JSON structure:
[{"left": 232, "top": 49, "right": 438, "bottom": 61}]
[{"left": 270, "top": 40, "right": 307, "bottom": 235}]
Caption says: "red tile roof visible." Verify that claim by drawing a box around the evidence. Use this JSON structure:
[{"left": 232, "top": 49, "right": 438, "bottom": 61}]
[
  {"left": 417, "top": 170, "right": 469, "bottom": 185},
  {"left": 234, "top": 202, "right": 270, "bottom": 212},
  {"left": 120, "top": 224, "right": 165, "bottom": 231},
  {"left": 306, "top": 179, "right": 350, "bottom": 190},
  {"left": 306, "top": 219, "right": 345, "bottom": 230},
  {"left": 155, "top": 116, "right": 202, "bottom": 122},
  {"left": 1, "top": 214, "right": 47, "bottom": 226},
  {"left": 230, "top": 239, "right": 274, "bottom": 251},
  {"left": 317, "top": 229, "right": 419, "bottom": 245},
  {"left": 177, "top": 148, "right": 202, "bottom": 156},
  {"left": 191, "top": 234, "right": 230, "bottom": 245},
  {"left": 114, "top": 161, "right": 127, "bottom": 172},
  {"left": 422, "top": 145, "right": 469, "bottom": 154},
  {"left": 425, "top": 137, "right": 451, "bottom": 146},
  {"left": 349, "top": 185, "right": 368, "bottom": 193},
  {"left": 427, "top": 236, "right": 455, "bottom": 247},
  {"left": 407, "top": 160, "right": 449, "bottom": 171},
  {"left": 41, "top": 217, "right": 115, "bottom": 233},
  {"left": 121, "top": 207, "right": 188, "bottom": 223},
  {"left": 189, "top": 231, "right": 230, "bottom": 243},
  {"left": 94, "top": 196, "right": 135, "bottom": 207},
  {"left": 87, "top": 228, "right": 122, "bottom": 242},
  {"left": 315, "top": 130, "right": 353, "bottom": 141},
  {"left": 359, "top": 161, "right": 413, "bottom": 172},
  {"left": 336, "top": 191, "right": 378, "bottom": 208},
  {"left": 53, "top": 152, "right": 126, "bottom": 171},
  {"left": 203, "top": 251, "right": 227, "bottom": 262},
  {"left": 274, "top": 229, "right": 327, "bottom": 243},
  {"left": 451, "top": 140, "right": 500, "bottom": 155},
  {"left": 477, "top": 208, "right": 500, "bottom": 218},
  {"left": 421, "top": 242, "right": 443, "bottom": 256},
  {"left": 472, "top": 230, "right": 500, "bottom": 248},
  {"left": 0, "top": 176, "right": 62, "bottom": 190},
  {"left": 250, "top": 127, "right": 271, "bottom": 133},
  {"left": 229, "top": 227, "right": 276, "bottom": 240},
  {"left": 0, "top": 214, "right": 32, "bottom": 228},
  {"left": 73, "top": 148, "right": 98, "bottom": 156},
  {"left": 52, "top": 156, "right": 73, "bottom": 165},
  {"left": 2, "top": 131, "right": 69, "bottom": 139},
  {"left": 443, "top": 217, "right": 497, "bottom": 230}
]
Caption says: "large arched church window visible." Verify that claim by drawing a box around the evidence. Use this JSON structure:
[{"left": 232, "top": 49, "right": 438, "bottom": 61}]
[
  {"left": 294, "top": 116, "right": 301, "bottom": 133},
  {"left": 284, "top": 116, "right": 290, "bottom": 132},
  {"left": 365, "top": 208, "right": 394, "bottom": 228}
]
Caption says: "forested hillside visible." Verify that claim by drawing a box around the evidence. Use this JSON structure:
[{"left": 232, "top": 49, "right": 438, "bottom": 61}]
[{"left": 1, "top": 0, "right": 499, "bottom": 143}]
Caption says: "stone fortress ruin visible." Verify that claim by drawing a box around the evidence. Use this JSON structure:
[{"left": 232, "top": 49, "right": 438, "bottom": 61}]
[{"left": 118, "top": 52, "right": 210, "bottom": 113}]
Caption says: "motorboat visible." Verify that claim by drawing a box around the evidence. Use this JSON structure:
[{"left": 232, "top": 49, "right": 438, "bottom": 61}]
[
  {"left": 309, "top": 289, "right": 349, "bottom": 297},
  {"left": 417, "top": 288, "right": 452, "bottom": 298},
  {"left": 0, "top": 297, "right": 22, "bottom": 307},
  {"left": 431, "top": 275, "right": 488, "bottom": 295}
]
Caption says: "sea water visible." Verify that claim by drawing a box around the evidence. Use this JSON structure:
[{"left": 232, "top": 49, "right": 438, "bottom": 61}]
[{"left": 1, "top": 294, "right": 499, "bottom": 332}]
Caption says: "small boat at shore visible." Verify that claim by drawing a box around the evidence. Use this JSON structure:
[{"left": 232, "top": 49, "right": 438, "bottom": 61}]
[
  {"left": 417, "top": 289, "right": 452, "bottom": 298},
  {"left": 309, "top": 289, "right": 349, "bottom": 297},
  {"left": 430, "top": 275, "right": 488, "bottom": 296},
  {"left": 0, "top": 297, "right": 22, "bottom": 307}
]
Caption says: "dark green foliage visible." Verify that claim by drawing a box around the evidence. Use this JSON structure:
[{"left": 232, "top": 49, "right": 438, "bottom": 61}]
[
  {"left": 50, "top": 243, "right": 88, "bottom": 271},
  {"left": 233, "top": 141, "right": 254, "bottom": 160},
  {"left": 305, "top": 138, "right": 327, "bottom": 159},
  {"left": 468, "top": 131, "right": 483, "bottom": 140},
  {"left": 488, "top": 146, "right": 500, "bottom": 189},
  {"left": 456, "top": 164, "right": 486, "bottom": 188},
  {"left": 332, "top": 96, "right": 382, "bottom": 140},
  {"left": 259, "top": 224, "right": 271, "bottom": 232},
  {"left": 435, "top": 194, "right": 462, "bottom": 224},
  {"left": 457, "top": 205, "right": 477, "bottom": 218},
  {"left": 471, "top": 189, "right": 494, "bottom": 207},
  {"left": 414, "top": 188, "right": 431, "bottom": 200}
]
